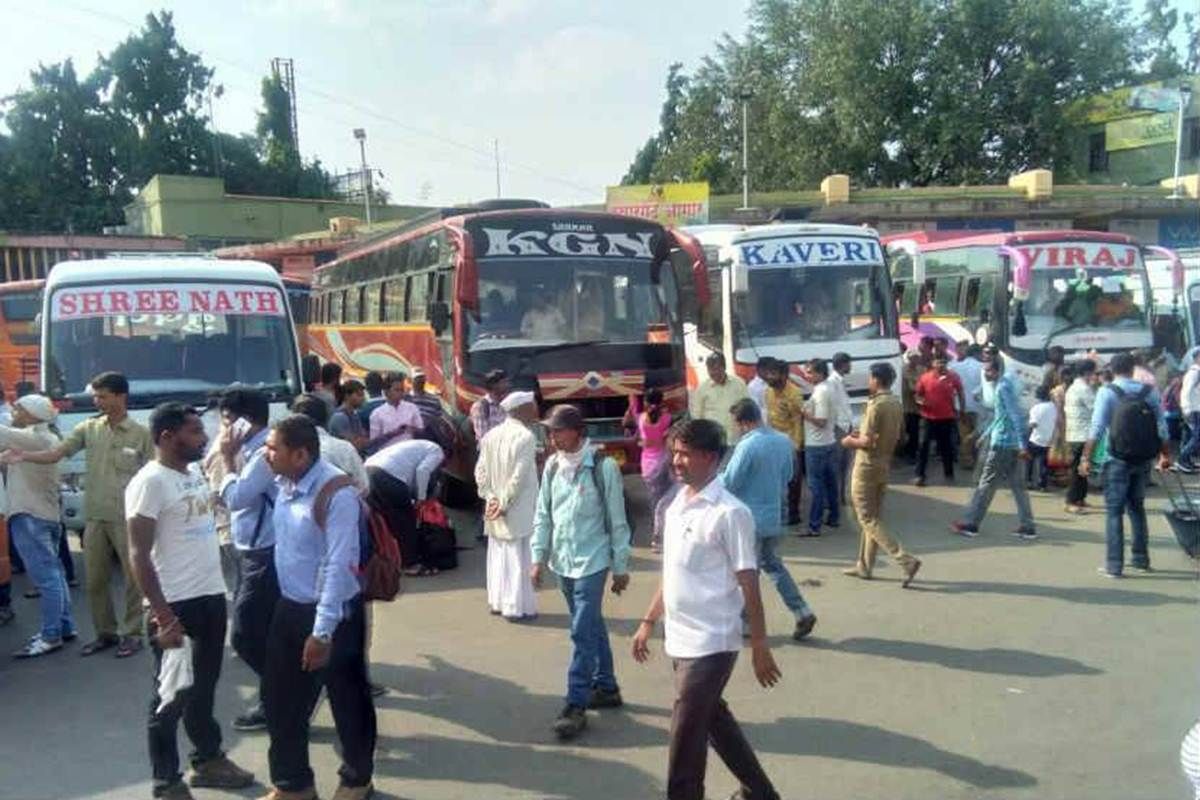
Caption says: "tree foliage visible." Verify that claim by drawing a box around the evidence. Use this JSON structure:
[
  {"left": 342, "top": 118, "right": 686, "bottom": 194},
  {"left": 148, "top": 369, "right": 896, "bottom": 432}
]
[
  {"left": 0, "top": 11, "right": 336, "bottom": 233},
  {"left": 625, "top": 0, "right": 1195, "bottom": 192}
]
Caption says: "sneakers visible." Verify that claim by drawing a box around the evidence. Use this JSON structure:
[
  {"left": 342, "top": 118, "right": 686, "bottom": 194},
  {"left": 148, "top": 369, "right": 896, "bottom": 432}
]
[
  {"left": 1063, "top": 504, "right": 1086, "bottom": 515},
  {"left": 13, "top": 634, "right": 63, "bottom": 659},
  {"left": 587, "top": 686, "right": 624, "bottom": 709},
  {"left": 901, "top": 558, "right": 922, "bottom": 588},
  {"left": 0, "top": 606, "right": 14, "bottom": 626},
  {"left": 552, "top": 704, "right": 587, "bottom": 740},
  {"left": 913, "top": 477, "right": 927, "bottom": 487},
  {"left": 233, "top": 706, "right": 268, "bottom": 732},
  {"left": 257, "top": 789, "right": 317, "bottom": 800},
  {"left": 950, "top": 521, "right": 978, "bottom": 538},
  {"left": 1096, "top": 566, "right": 1122, "bottom": 579},
  {"left": 1129, "top": 564, "right": 1154, "bottom": 574},
  {"left": 1173, "top": 462, "right": 1197, "bottom": 474},
  {"left": 1012, "top": 529, "right": 1039, "bottom": 541},
  {"left": 159, "top": 782, "right": 197, "bottom": 800},
  {"left": 793, "top": 614, "right": 818, "bottom": 641},
  {"left": 189, "top": 755, "right": 254, "bottom": 789},
  {"left": 331, "top": 783, "right": 375, "bottom": 800}
]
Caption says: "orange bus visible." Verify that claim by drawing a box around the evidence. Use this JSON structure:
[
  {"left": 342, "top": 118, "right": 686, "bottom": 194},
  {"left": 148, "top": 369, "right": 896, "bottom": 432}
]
[
  {"left": 0, "top": 279, "right": 44, "bottom": 398},
  {"left": 308, "top": 200, "right": 707, "bottom": 482}
]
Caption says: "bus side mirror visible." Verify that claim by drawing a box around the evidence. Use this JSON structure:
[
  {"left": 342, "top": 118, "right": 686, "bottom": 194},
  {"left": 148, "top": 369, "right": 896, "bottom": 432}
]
[
  {"left": 731, "top": 262, "right": 749, "bottom": 295},
  {"left": 430, "top": 301, "right": 451, "bottom": 335},
  {"left": 301, "top": 354, "right": 320, "bottom": 388}
]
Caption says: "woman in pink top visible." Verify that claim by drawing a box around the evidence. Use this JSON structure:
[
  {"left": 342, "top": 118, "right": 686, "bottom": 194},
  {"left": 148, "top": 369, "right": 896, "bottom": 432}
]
[{"left": 637, "top": 389, "right": 674, "bottom": 550}]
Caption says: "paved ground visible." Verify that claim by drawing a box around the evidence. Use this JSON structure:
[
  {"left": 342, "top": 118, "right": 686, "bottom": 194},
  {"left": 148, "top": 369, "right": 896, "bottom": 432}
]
[{"left": 1, "top": 463, "right": 1197, "bottom": 800}]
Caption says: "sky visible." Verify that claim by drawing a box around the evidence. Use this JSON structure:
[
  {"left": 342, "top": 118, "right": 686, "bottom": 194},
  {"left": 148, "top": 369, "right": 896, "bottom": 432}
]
[
  {"left": 0, "top": 1, "right": 1188, "bottom": 209},
  {"left": 0, "top": 0, "right": 750, "bottom": 207}
]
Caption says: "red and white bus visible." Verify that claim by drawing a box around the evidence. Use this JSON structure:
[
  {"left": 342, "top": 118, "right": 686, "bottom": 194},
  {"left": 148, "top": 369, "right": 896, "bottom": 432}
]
[
  {"left": 0, "top": 279, "right": 44, "bottom": 397},
  {"left": 884, "top": 230, "right": 1171, "bottom": 399},
  {"left": 308, "top": 201, "right": 707, "bottom": 479}
]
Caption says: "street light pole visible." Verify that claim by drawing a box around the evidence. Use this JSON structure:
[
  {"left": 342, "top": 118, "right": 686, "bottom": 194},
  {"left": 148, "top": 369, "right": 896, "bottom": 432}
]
[
  {"left": 353, "top": 128, "right": 372, "bottom": 226},
  {"left": 1169, "top": 85, "right": 1193, "bottom": 200},
  {"left": 739, "top": 89, "right": 752, "bottom": 210}
]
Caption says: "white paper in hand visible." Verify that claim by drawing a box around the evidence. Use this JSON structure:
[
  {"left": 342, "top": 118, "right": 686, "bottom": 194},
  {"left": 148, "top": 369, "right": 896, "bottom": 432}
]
[{"left": 156, "top": 637, "right": 195, "bottom": 713}]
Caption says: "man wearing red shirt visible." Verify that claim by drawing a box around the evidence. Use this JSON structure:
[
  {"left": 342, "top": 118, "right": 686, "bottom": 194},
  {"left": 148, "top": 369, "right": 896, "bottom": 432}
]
[{"left": 914, "top": 355, "right": 965, "bottom": 487}]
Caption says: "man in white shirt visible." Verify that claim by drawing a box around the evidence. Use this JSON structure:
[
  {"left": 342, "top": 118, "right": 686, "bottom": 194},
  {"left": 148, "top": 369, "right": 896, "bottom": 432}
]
[
  {"left": 365, "top": 438, "right": 444, "bottom": 577},
  {"left": 520, "top": 292, "right": 568, "bottom": 340},
  {"left": 950, "top": 343, "right": 985, "bottom": 469},
  {"left": 802, "top": 359, "right": 839, "bottom": 536},
  {"left": 746, "top": 357, "right": 774, "bottom": 422},
  {"left": 1177, "top": 347, "right": 1200, "bottom": 472},
  {"left": 126, "top": 403, "right": 254, "bottom": 798},
  {"left": 474, "top": 391, "right": 539, "bottom": 620},
  {"left": 367, "top": 372, "right": 424, "bottom": 451},
  {"left": 632, "top": 418, "right": 781, "bottom": 800},
  {"left": 827, "top": 352, "right": 855, "bottom": 504}
]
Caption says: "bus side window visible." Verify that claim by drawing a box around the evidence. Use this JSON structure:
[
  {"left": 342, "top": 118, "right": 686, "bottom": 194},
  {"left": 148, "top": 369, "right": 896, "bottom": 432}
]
[
  {"left": 900, "top": 282, "right": 920, "bottom": 315},
  {"left": 697, "top": 267, "right": 723, "bottom": 346},
  {"left": 344, "top": 286, "right": 363, "bottom": 323},
  {"left": 407, "top": 273, "right": 431, "bottom": 322},
  {"left": 364, "top": 282, "right": 383, "bottom": 324},
  {"left": 669, "top": 250, "right": 699, "bottom": 323},
  {"left": 385, "top": 279, "right": 405, "bottom": 322},
  {"left": 964, "top": 276, "right": 995, "bottom": 321},
  {"left": 933, "top": 276, "right": 963, "bottom": 315},
  {"left": 330, "top": 291, "right": 344, "bottom": 324}
]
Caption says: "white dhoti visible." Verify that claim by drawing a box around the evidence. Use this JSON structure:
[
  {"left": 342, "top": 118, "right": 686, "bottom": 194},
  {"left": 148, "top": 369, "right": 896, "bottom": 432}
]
[{"left": 486, "top": 537, "right": 537, "bottom": 619}]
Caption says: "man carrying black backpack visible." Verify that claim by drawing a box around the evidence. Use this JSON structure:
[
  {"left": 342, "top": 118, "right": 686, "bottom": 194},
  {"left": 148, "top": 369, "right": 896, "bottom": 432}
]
[{"left": 1081, "top": 352, "right": 1170, "bottom": 578}]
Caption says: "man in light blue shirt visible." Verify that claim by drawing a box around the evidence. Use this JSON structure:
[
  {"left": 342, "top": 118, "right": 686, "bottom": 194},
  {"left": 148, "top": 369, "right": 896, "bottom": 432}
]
[
  {"left": 216, "top": 388, "right": 278, "bottom": 733},
  {"left": 531, "top": 404, "right": 632, "bottom": 742},
  {"left": 721, "top": 398, "right": 817, "bottom": 641},
  {"left": 953, "top": 355, "right": 1036, "bottom": 538},
  {"left": 1082, "top": 352, "right": 1170, "bottom": 577},
  {"left": 262, "top": 415, "right": 375, "bottom": 800}
]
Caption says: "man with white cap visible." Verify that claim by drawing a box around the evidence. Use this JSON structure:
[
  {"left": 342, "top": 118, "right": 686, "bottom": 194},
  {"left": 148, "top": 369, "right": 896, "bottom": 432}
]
[
  {"left": 475, "top": 391, "right": 539, "bottom": 620},
  {"left": 0, "top": 394, "right": 76, "bottom": 657}
]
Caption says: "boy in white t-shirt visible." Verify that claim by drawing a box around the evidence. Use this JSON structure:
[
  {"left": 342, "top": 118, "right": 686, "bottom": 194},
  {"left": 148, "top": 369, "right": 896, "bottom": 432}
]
[
  {"left": 1026, "top": 386, "right": 1058, "bottom": 491},
  {"left": 126, "top": 403, "right": 253, "bottom": 798}
]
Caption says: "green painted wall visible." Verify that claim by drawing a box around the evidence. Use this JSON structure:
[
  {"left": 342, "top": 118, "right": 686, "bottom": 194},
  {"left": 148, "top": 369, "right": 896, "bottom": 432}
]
[{"left": 123, "top": 175, "right": 426, "bottom": 248}]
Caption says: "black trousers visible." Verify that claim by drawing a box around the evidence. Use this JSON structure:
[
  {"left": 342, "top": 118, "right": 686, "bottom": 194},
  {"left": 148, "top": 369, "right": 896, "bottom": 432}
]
[
  {"left": 917, "top": 418, "right": 956, "bottom": 480},
  {"left": 147, "top": 593, "right": 228, "bottom": 795},
  {"left": 231, "top": 546, "right": 279, "bottom": 679},
  {"left": 264, "top": 596, "right": 375, "bottom": 792},
  {"left": 1066, "top": 442, "right": 1089, "bottom": 505},
  {"left": 668, "top": 651, "right": 778, "bottom": 800},
  {"left": 902, "top": 412, "right": 921, "bottom": 459},
  {"left": 785, "top": 450, "right": 804, "bottom": 525},
  {"left": 367, "top": 466, "right": 418, "bottom": 567}
]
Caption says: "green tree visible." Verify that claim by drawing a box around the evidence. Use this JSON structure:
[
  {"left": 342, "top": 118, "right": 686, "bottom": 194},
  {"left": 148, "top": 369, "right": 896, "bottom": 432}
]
[
  {"left": 257, "top": 72, "right": 299, "bottom": 171},
  {"left": 1140, "top": 0, "right": 1184, "bottom": 80}
]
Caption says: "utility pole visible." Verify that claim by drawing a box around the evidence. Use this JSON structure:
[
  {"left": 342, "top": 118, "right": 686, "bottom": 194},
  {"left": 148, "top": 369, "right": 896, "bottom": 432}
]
[
  {"left": 207, "top": 85, "right": 225, "bottom": 177},
  {"left": 494, "top": 138, "right": 502, "bottom": 198},
  {"left": 739, "top": 89, "right": 753, "bottom": 210},
  {"left": 354, "top": 128, "right": 372, "bottom": 226},
  {"left": 271, "top": 57, "right": 299, "bottom": 152}
]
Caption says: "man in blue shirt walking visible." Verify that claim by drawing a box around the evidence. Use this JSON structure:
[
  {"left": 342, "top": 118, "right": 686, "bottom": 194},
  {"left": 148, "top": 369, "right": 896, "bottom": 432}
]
[
  {"left": 532, "top": 405, "right": 632, "bottom": 742},
  {"left": 951, "top": 355, "right": 1036, "bottom": 538},
  {"left": 217, "top": 389, "right": 278, "bottom": 733},
  {"left": 721, "top": 399, "right": 817, "bottom": 641},
  {"left": 261, "top": 415, "right": 376, "bottom": 800},
  {"left": 1081, "top": 352, "right": 1170, "bottom": 577}
]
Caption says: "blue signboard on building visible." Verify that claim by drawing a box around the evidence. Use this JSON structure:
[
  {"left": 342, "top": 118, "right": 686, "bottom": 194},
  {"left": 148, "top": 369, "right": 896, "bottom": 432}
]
[
  {"left": 1161, "top": 216, "right": 1200, "bottom": 249},
  {"left": 936, "top": 218, "right": 1016, "bottom": 233}
]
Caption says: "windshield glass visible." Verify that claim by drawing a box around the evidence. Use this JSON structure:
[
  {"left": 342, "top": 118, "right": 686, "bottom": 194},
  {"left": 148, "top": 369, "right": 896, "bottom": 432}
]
[
  {"left": 1008, "top": 269, "right": 1149, "bottom": 352},
  {"left": 465, "top": 257, "right": 678, "bottom": 352},
  {"left": 734, "top": 262, "right": 896, "bottom": 347},
  {"left": 46, "top": 283, "right": 299, "bottom": 406}
]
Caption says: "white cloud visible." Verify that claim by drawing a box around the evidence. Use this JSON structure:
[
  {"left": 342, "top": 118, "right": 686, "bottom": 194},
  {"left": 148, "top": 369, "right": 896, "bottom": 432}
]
[{"left": 482, "top": 0, "right": 540, "bottom": 24}]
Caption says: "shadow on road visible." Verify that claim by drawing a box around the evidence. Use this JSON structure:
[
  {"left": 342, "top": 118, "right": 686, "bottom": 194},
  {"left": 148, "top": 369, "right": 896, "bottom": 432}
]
[
  {"left": 808, "top": 636, "right": 1103, "bottom": 677},
  {"left": 911, "top": 578, "right": 1196, "bottom": 606}
]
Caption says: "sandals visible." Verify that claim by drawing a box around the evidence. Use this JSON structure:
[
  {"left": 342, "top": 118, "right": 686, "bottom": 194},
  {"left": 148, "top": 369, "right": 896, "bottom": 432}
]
[
  {"left": 80, "top": 636, "right": 119, "bottom": 657},
  {"left": 115, "top": 636, "right": 144, "bottom": 658}
]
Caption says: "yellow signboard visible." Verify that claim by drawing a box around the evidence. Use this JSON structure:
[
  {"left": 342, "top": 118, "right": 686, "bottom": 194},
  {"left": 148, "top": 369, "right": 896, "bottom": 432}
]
[
  {"left": 606, "top": 182, "right": 709, "bottom": 226},
  {"left": 1106, "top": 112, "right": 1176, "bottom": 152}
]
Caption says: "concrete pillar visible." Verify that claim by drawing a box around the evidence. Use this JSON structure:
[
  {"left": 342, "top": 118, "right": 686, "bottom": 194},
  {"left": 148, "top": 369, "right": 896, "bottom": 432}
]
[{"left": 1008, "top": 169, "right": 1053, "bottom": 200}]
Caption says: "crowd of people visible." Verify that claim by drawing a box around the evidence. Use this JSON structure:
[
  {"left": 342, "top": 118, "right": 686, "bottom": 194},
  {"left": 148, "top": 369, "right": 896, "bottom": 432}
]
[{"left": 0, "top": 331, "right": 1185, "bottom": 799}]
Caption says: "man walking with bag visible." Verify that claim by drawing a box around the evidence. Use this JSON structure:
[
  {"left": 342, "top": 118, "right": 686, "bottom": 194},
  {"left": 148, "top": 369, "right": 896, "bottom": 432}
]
[
  {"left": 126, "top": 403, "right": 254, "bottom": 800},
  {"left": 1082, "top": 352, "right": 1170, "bottom": 578},
  {"left": 531, "top": 405, "right": 632, "bottom": 741}
]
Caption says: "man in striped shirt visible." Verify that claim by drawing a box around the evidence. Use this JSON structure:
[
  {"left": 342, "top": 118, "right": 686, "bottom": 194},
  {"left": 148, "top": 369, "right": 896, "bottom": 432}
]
[{"left": 951, "top": 355, "right": 1036, "bottom": 539}]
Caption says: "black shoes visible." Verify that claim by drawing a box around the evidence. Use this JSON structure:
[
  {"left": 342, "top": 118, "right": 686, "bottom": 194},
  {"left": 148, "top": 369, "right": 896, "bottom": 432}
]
[
  {"left": 552, "top": 704, "right": 588, "bottom": 740},
  {"left": 587, "top": 687, "right": 624, "bottom": 709}
]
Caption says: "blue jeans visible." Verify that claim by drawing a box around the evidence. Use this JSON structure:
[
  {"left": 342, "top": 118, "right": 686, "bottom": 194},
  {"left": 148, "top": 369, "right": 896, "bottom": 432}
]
[
  {"left": 758, "top": 537, "right": 812, "bottom": 619},
  {"left": 1103, "top": 458, "right": 1151, "bottom": 574},
  {"left": 1181, "top": 412, "right": 1200, "bottom": 466},
  {"left": 558, "top": 569, "right": 617, "bottom": 708},
  {"left": 805, "top": 444, "right": 839, "bottom": 531},
  {"left": 9, "top": 514, "right": 75, "bottom": 640}
]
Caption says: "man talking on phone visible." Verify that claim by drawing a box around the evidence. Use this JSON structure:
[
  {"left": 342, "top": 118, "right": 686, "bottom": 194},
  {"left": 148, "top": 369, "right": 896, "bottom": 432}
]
[{"left": 366, "top": 372, "right": 423, "bottom": 454}]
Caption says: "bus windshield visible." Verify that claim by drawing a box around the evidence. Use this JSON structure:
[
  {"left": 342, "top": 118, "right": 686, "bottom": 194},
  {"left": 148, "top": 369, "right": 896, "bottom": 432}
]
[
  {"left": 466, "top": 257, "right": 678, "bottom": 353},
  {"left": 46, "top": 284, "right": 300, "bottom": 407},
  {"left": 1009, "top": 269, "right": 1149, "bottom": 353},
  {"left": 735, "top": 262, "right": 895, "bottom": 347}
]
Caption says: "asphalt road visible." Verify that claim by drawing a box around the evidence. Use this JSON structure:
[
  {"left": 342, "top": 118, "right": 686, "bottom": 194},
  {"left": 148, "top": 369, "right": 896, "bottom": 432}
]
[{"left": 1, "top": 463, "right": 1197, "bottom": 800}]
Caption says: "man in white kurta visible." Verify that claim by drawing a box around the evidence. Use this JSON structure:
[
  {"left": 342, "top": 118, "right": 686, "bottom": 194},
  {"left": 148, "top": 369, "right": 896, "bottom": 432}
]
[{"left": 475, "top": 392, "right": 539, "bottom": 620}]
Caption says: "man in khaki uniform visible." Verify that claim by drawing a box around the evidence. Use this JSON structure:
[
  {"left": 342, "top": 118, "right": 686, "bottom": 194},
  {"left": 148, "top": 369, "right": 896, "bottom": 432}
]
[
  {"left": 6, "top": 372, "right": 152, "bottom": 657},
  {"left": 840, "top": 362, "right": 921, "bottom": 586}
]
